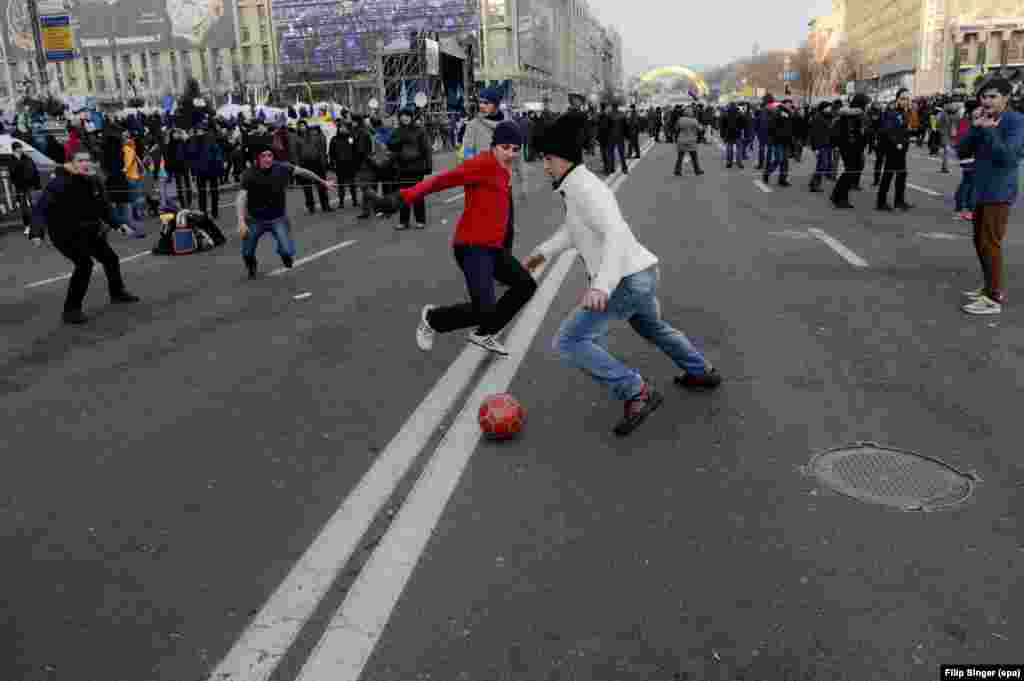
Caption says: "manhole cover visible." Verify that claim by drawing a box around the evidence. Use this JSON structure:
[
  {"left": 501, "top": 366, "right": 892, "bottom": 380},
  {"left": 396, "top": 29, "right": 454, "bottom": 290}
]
[{"left": 805, "top": 443, "right": 978, "bottom": 511}]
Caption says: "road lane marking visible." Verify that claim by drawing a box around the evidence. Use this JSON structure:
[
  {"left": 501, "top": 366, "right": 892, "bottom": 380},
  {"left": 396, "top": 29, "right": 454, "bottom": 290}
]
[
  {"left": 808, "top": 228, "right": 869, "bottom": 268},
  {"left": 754, "top": 180, "right": 774, "bottom": 193},
  {"left": 767, "top": 229, "right": 813, "bottom": 239},
  {"left": 296, "top": 248, "right": 577, "bottom": 681},
  {"left": 444, "top": 192, "right": 465, "bottom": 203},
  {"left": 210, "top": 141, "right": 653, "bottom": 681},
  {"left": 907, "top": 183, "right": 943, "bottom": 197},
  {"left": 269, "top": 240, "right": 357, "bottom": 276},
  {"left": 25, "top": 250, "right": 151, "bottom": 288},
  {"left": 294, "top": 139, "right": 656, "bottom": 681}
]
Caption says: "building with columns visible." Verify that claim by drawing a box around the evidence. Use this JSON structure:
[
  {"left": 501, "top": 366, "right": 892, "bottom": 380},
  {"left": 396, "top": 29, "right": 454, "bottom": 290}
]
[{"left": 0, "top": 0, "right": 277, "bottom": 106}]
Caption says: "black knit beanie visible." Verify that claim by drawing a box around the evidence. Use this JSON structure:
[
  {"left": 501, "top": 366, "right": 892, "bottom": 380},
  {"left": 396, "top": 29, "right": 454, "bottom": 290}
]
[{"left": 535, "top": 112, "right": 586, "bottom": 164}]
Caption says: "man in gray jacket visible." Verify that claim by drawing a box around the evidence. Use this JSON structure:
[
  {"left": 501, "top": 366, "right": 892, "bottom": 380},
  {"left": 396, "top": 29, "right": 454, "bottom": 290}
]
[{"left": 461, "top": 87, "right": 526, "bottom": 197}]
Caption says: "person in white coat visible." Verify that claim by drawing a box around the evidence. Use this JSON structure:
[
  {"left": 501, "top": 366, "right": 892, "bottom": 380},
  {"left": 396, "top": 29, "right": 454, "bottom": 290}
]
[{"left": 523, "top": 113, "right": 722, "bottom": 436}]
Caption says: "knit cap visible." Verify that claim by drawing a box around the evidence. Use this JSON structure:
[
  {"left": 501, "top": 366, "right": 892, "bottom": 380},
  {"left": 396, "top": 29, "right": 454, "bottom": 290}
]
[
  {"left": 479, "top": 87, "right": 502, "bottom": 105},
  {"left": 492, "top": 120, "right": 523, "bottom": 147},
  {"left": 534, "top": 112, "right": 586, "bottom": 163}
]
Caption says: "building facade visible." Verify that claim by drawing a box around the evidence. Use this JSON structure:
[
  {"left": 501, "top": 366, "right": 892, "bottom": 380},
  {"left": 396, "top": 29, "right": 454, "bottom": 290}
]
[
  {"left": 845, "top": 0, "right": 1024, "bottom": 95},
  {"left": 0, "top": 0, "right": 277, "bottom": 105},
  {"left": 0, "top": 0, "right": 623, "bottom": 109}
]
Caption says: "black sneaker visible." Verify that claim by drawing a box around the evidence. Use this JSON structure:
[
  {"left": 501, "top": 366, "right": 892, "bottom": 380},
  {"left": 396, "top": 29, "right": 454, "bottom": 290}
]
[
  {"left": 110, "top": 291, "right": 140, "bottom": 304},
  {"left": 244, "top": 256, "right": 258, "bottom": 278},
  {"left": 281, "top": 254, "right": 294, "bottom": 269},
  {"left": 674, "top": 367, "right": 722, "bottom": 390},
  {"left": 613, "top": 382, "right": 664, "bottom": 437},
  {"left": 62, "top": 309, "right": 88, "bottom": 325}
]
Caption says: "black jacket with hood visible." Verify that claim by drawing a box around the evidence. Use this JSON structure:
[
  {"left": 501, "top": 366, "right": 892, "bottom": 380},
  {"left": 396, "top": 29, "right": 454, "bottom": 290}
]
[{"left": 31, "top": 162, "right": 115, "bottom": 241}]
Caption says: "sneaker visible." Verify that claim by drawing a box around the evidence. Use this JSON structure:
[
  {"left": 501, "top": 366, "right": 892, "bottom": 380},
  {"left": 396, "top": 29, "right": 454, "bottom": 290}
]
[
  {"left": 395, "top": 222, "right": 411, "bottom": 231},
  {"left": 468, "top": 331, "right": 509, "bottom": 356},
  {"left": 23, "top": 226, "right": 30, "bottom": 236},
  {"left": 281, "top": 254, "right": 294, "bottom": 269},
  {"left": 416, "top": 304, "right": 437, "bottom": 352},
  {"left": 962, "top": 295, "right": 1002, "bottom": 315},
  {"left": 962, "top": 286, "right": 986, "bottom": 299},
  {"left": 674, "top": 367, "right": 722, "bottom": 390},
  {"left": 110, "top": 291, "right": 140, "bottom": 304},
  {"left": 62, "top": 309, "right": 88, "bottom": 325},
  {"left": 961, "top": 211, "right": 974, "bottom": 222},
  {"left": 414, "top": 222, "right": 427, "bottom": 230},
  {"left": 244, "top": 257, "right": 258, "bottom": 278},
  {"left": 613, "top": 381, "right": 665, "bottom": 436}
]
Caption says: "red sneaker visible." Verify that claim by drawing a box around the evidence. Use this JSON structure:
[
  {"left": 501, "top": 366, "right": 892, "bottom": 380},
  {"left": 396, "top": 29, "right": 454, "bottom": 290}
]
[{"left": 613, "top": 381, "right": 665, "bottom": 437}]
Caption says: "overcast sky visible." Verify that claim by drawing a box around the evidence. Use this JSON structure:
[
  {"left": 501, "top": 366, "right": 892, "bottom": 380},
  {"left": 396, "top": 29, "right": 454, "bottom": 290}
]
[{"left": 587, "top": 0, "right": 835, "bottom": 76}]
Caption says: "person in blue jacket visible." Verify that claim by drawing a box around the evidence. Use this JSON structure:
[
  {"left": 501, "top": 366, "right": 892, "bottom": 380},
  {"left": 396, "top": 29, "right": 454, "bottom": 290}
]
[{"left": 957, "top": 77, "right": 1024, "bottom": 315}]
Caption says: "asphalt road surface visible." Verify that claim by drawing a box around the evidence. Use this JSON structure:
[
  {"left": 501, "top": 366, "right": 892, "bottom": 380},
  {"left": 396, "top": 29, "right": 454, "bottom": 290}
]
[{"left": 1, "top": 136, "right": 1022, "bottom": 681}]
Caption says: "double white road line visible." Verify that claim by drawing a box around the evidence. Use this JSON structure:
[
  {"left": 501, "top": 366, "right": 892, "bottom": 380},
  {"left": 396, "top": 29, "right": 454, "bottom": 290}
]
[{"left": 210, "top": 139, "right": 658, "bottom": 681}]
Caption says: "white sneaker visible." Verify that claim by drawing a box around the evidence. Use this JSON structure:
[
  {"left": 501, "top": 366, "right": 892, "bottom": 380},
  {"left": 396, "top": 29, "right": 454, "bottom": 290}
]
[
  {"left": 468, "top": 331, "right": 509, "bottom": 356},
  {"left": 962, "top": 295, "right": 1002, "bottom": 315},
  {"left": 417, "top": 304, "right": 436, "bottom": 351},
  {"left": 962, "top": 286, "right": 986, "bottom": 299},
  {"left": 23, "top": 226, "right": 30, "bottom": 236}
]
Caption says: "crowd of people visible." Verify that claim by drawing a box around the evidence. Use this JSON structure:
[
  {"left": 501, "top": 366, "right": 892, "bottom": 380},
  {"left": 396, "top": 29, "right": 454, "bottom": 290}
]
[{"left": 13, "top": 74, "right": 1024, "bottom": 433}]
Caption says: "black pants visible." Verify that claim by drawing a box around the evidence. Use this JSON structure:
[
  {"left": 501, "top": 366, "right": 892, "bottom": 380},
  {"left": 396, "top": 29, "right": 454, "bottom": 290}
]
[
  {"left": 15, "top": 190, "right": 32, "bottom": 226},
  {"left": 674, "top": 150, "right": 702, "bottom": 174},
  {"left": 397, "top": 174, "right": 426, "bottom": 225},
  {"left": 335, "top": 164, "right": 359, "bottom": 205},
  {"left": 196, "top": 175, "right": 220, "bottom": 218},
  {"left": 299, "top": 162, "right": 331, "bottom": 211},
  {"left": 174, "top": 171, "right": 193, "bottom": 208},
  {"left": 877, "top": 146, "right": 908, "bottom": 207},
  {"left": 427, "top": 245, "right": 537, "bottom": 336},
  {"left": 628, "top": 134, "right": 641, "bottom": 158},
  {"left": 51, "top": 228, "right": 126, "bottom": 313},
  {"left": 873, "top": 146, "right": 887, "bottom": 185},
  {"left": 831, "top": 146, "right": 865, "bottom": 203}
]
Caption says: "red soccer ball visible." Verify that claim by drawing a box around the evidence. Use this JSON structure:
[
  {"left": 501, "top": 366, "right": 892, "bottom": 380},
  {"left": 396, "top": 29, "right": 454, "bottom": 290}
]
[{"left": 478, "top": 393, "right": 525, "bottom": 440}]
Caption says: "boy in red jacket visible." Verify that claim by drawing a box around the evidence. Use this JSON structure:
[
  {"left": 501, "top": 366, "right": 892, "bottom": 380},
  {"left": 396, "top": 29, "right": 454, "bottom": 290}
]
[{"left": 368, "top": 121, "right": 537, "bottom": 356}]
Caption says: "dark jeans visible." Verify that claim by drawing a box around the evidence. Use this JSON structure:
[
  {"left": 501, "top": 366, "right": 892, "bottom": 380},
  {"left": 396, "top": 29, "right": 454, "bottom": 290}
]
[
  {"left": 831, "top": 147, "right": 865, "bottom": 203},
  {"left": 604, "top": 141, "right": 627, "bottom": 174},
  {"left": 674, "top": 150, "right": 702, "bottom": 174},
  {"left": 877, "top": 146, "right": 908, "bottom": 206},
  {"left": 427, "top": 245, "right": 538, "bottom": 336},
  {"left": 299, "top": 162, "right": 331, "bottom": 211},
  {"left": 51, "top": 227, "right": 126, "bottom": 313},
  {"left": 173, "top": 171, "right": 192, "bottom": 208},
  {"left": 810, "top": 145, "right": 833, "bottom": 188},
  {"left": 397, "top": 174, "right": 426, "bottom": 225},
  {"left": 196, "top": 175, "right": 220, "bottom": 218},
  {"left": 765, "top": 143, "right": 789, "bottom": 181}
]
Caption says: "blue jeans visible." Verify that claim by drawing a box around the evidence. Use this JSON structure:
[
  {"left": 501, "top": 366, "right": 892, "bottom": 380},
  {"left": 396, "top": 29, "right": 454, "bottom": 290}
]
[
  {"left": 553, "top": 266, "right": 709, "bottom": 402},
  {"left": 765, "top": 143, "right": 789, "bottom": 180},
  {"left": 241, "top": 217, "right": 296, "bottom": 260},
  {"left": 955, "top": 170, "right": 976, "bottom": 212},
  {"left": 111, "top": 202, "right": 143, "bottom": 235},
  {"left": 725, "top": 141, "right": 745, "bottom": 164},
  {"left": 811, "top": 146, "right": 833, "bottom": 186}
]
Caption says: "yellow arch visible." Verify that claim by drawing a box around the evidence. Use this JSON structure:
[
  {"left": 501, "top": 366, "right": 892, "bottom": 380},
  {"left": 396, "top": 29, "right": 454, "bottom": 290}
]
[{"left": 639, "top": 65, "right": 709, "bottom": 96}]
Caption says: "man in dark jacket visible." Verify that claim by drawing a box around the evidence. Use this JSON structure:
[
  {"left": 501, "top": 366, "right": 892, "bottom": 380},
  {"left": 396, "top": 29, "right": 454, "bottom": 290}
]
[
  {"left": 295, "top": 120, "right": 332, "bottom": 213},
  {"left": 830, "top": 94, "right": 870, "bottom": 208},
  {"left": 721, "top": 104, "right": 746, "bottom": 169},
  {"left": 329, "top": 117, "right": 361, "bottom": 208},
  {"left": 876, "top": 88, "right": 914, "bottom": 211},
  {"left": 30, "top": 151, "right": 140, "bottom": 324},
  {"left": 763, "top": 99, "right": 794, "bottom": 187},
  {"left": 605, "top": 102, "right": 629, "bottom": 175},
  {"left": 387, "top": 107, "right": 433, "bottom": 229},
  {"left": 9, "top": 141, "right": 40, "bottom": 233},
  {"left": 808, "top": 102, "right": 835, "bottom": 192}
]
